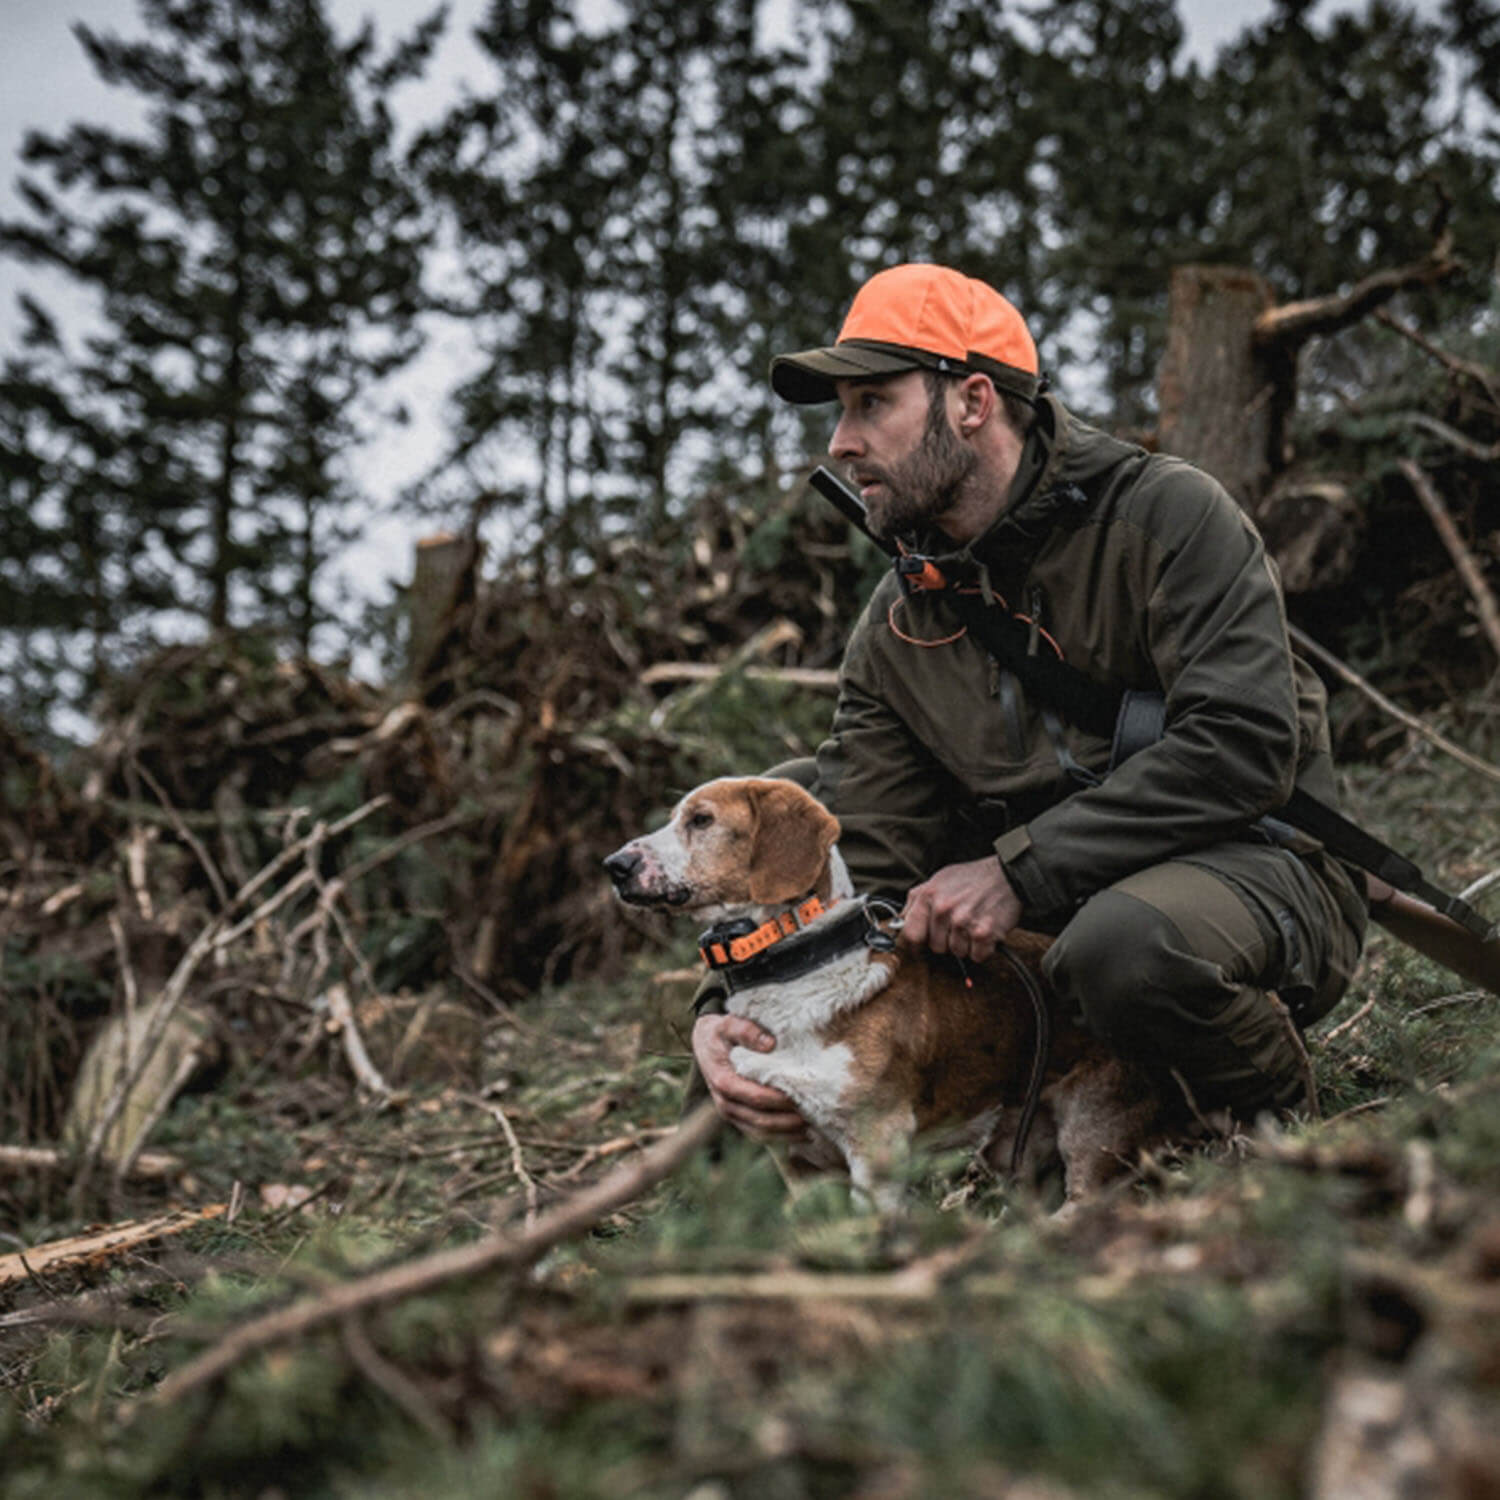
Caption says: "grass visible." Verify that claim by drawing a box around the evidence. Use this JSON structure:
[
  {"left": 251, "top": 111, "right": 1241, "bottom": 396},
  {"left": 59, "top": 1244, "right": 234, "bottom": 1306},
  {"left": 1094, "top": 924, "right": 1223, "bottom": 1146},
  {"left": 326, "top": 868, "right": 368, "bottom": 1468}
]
[{"left": 3, "top": 739, "right": 1500, "bottom": 1498}]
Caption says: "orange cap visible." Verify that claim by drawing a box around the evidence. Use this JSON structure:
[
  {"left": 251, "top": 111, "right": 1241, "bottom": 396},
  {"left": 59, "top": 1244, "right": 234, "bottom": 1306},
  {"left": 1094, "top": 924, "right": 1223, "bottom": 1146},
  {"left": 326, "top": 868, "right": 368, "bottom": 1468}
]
[{"left": 770, "top": 264, "right": 1039, "bottom": 405}]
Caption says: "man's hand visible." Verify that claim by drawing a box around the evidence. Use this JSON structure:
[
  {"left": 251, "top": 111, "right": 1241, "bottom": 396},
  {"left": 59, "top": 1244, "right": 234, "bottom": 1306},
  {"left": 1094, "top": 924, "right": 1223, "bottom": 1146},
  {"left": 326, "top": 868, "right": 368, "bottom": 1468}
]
[
  {"left": 691, "top": 1012, "right": 809, "bottom": 1141},
  {"left": 903, "top": 856, "right": 1023, "bottom": 964}
]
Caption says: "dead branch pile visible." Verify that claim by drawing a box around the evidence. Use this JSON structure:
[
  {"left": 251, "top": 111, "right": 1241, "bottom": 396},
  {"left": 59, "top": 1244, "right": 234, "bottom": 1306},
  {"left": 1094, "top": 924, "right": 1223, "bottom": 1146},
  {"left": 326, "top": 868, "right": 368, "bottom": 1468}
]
[{"left": 0, "top": 473, "right": 874, "bottom": 1161}]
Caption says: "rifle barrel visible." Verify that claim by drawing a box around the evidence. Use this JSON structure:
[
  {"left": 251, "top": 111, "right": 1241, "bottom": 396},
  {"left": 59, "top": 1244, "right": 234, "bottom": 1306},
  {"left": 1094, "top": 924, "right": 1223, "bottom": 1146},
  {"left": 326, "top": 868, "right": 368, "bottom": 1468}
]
[{"left": 809, "top": 466, "right": 898, "bottom": 558}]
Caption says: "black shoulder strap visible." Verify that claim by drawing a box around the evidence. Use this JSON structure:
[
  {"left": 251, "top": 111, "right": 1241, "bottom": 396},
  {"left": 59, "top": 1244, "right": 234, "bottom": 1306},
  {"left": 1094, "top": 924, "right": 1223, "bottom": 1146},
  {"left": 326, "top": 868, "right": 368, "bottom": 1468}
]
[{"left": 953, "top": 587, "right": 1494, "bottom": 940}]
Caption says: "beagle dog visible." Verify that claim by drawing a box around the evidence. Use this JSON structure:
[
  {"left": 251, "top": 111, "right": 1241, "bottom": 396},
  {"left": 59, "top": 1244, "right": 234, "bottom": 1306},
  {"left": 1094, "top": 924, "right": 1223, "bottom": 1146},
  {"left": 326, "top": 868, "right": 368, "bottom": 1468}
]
[{"left": 605, "top": 776, "right": 1169, "bottom": 1213}]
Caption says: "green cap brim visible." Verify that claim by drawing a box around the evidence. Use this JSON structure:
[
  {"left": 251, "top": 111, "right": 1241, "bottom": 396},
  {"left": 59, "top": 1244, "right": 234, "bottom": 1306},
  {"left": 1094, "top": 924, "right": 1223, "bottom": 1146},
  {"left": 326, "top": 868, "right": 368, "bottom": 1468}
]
[{"left": 769, "top": 343, "right": 927, "bottom": 404}]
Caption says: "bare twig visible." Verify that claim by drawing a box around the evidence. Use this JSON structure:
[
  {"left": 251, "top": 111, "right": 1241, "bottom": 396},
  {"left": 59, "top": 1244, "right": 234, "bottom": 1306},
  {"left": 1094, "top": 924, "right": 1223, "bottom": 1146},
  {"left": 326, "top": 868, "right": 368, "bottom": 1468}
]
[
  {"left": 1397, "top": 457, "right": 1500, "bottom": 667},
  {"left": 148, "top": 1105, "right": 722, "bottom": 1407},
  {"left": 1396, "top": 412, "right": 1500, "bottom": 464},
  {"left": 71, "top": 799, "right": 393, "bottom": 1208},
  {"left": 1289, "top": 624, "right": 1500, "bottom": 786},
  {"left": 214, "top": 796, "right": 394, "bottom": 951},
  {"left": 1322, "top": 995, "right": 1377, "bottom": 1045},
  {"left": 1374, "top": 309, "right": 1500, "bottom": 408},
  {"left": 340, "top": 1314, "right": 453, "bottom": 1441},
  {"left": 324, "top": 984, "right": 393, "bottom": 1101},
  {"left": 125, "top": 827, "right": 155, "bottom": 920},
  {"left": 109, "top": 909, "right": 140, "bottom": 1032},
  {"left": 554, "top": 1127, "right": 676, "bottom": 1181},
  {"left": 1322, "top": 1097, "right": 1393, "bottom": 1124},
  {"left": 335, "top": 806, "right": 482, "bottom": 889},
  {"left": 132, "top": 755, "right": 229, "bottom": 911},
  {"left": 452, "top": 964, "right": 595, "bottom": 1053},
  {"left": 1168, "top": 1067, "right": 1233, "bottom": 1141},
  {"left": 238, "top": 796, "right": 390, "bottom": 909},
  {"left": 1268, "top": 991, "right": 1321, "bottom": 1119},
  {"left": 463, "top": 1094, "right": 540, "bottom": 1228}
]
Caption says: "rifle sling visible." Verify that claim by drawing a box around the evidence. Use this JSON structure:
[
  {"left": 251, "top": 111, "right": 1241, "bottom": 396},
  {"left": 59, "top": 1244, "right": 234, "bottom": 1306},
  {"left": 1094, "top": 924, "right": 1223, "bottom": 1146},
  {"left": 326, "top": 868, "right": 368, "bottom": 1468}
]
[{"left": 938, "top": 586, "right": 1495, "bottom": 941}]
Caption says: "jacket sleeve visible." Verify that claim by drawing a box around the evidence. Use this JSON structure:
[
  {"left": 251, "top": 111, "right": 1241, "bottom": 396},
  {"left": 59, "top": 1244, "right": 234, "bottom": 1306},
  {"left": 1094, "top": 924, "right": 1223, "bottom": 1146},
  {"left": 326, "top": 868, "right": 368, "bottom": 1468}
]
[
  {"left": 813, "top": 594, "right": 961, "bottom": 900},
  {"left": 995, "top": 464, "right": 1302, "bottom": 922}
]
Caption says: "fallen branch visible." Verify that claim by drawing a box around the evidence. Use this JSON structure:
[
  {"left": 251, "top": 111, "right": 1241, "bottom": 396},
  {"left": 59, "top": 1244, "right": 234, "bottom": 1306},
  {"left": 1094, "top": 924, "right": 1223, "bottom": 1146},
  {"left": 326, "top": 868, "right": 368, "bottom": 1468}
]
[
  {"left": 1288, "top": 624, "right": 1500, "bottom": 786},
  {"left": 148, "top": 1104, "right": 722, "bottom": 1407},
  {"left": 0, "top": 1207, "right": 225, "bottom": 1289},
  {"left": 132, "top": 754, "right": 229, "bottom": 911},
  {"left": 640, "top": 663, "right": 840, "bottom": 692},
  {"left": 0, "top": 1144, "right": 181, "bottom": 1180},
  {"left": 1397, "top": 457, "right": 1500, "bottom": 667}
]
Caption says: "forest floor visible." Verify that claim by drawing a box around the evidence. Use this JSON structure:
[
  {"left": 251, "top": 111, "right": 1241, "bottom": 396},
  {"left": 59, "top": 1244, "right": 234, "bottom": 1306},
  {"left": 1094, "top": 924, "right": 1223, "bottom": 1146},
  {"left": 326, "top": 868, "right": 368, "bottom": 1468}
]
[{"left": 4, "top": 736, "right": 1500, "bottom": 1500}]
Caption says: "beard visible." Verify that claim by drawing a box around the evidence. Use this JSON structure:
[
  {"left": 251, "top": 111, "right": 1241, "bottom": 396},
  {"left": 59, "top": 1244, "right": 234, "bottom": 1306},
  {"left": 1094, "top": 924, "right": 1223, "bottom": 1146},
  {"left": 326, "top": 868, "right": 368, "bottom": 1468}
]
[{"left": 859, "top": 392, "right": 980, "bottom": 541}]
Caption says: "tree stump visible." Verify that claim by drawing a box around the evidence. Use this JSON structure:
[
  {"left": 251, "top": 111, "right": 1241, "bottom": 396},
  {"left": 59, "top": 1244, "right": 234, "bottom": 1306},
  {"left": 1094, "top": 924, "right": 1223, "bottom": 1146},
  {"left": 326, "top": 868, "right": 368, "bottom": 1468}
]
[
  {"left": 1156, "top": 264, "right": 1290, "bottom": 509},
  {"left": 407, "top": 533, "right": 478, "bottom": 686}
]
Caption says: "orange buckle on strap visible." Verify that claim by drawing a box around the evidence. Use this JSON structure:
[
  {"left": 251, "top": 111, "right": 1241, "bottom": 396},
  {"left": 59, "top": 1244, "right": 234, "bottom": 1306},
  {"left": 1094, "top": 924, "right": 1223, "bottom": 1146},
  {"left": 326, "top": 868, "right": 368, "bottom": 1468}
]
[
  {"left": 896, "top": 553, "right": 947, "bottom": 593},
  {"left": 700, "top": 896, "right": 827, "bottom": 969}
]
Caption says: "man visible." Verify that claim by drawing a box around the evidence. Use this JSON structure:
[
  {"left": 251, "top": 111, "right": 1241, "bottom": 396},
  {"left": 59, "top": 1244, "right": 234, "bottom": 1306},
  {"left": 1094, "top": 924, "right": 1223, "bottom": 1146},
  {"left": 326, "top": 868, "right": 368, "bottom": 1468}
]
[{"left": 693, "top": 262, "right": 1367, "bottom": 1144}]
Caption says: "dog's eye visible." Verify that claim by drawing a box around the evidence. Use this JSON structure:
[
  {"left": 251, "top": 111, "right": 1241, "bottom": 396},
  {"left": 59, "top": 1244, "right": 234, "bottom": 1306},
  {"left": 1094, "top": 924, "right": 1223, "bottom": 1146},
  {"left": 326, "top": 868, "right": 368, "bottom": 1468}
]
[{"left": 686, "top": 811, "right": 714, "bottom": 831}]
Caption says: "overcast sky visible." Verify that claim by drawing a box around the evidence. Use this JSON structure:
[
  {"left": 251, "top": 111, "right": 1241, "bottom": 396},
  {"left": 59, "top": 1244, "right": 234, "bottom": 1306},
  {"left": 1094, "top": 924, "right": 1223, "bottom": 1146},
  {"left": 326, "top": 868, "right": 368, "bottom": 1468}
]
[{"left": 0, "top": 0, "right": 1444, "bottom": 619}]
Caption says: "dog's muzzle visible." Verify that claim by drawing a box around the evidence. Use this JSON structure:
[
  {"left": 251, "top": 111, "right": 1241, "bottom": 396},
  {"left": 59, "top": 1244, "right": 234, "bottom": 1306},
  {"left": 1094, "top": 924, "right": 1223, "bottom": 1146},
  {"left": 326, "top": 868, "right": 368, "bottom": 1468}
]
[
  {"left": 603, "top": 847, "right": 692, "bottom": 908},
  {"left": 603, "top": 848, "right": 643, "bottom": 889}
]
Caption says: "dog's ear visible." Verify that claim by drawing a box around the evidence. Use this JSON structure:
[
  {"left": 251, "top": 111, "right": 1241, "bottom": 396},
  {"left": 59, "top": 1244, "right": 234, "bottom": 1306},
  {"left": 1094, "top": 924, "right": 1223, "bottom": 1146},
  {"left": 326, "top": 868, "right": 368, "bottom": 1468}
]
[{"left": 746, "top": 779, "right": 840, "bottom": 905}]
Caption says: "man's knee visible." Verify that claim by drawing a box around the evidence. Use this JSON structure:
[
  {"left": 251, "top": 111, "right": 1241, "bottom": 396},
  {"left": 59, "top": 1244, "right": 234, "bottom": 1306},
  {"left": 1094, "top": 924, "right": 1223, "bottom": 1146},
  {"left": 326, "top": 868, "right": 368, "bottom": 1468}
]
[
  {"left": 1041, "top": 878, "right": 1310, "bottom": 1118},
  {"left": 1043, "top": 889, "right": 1188, "bottom": 1049}
]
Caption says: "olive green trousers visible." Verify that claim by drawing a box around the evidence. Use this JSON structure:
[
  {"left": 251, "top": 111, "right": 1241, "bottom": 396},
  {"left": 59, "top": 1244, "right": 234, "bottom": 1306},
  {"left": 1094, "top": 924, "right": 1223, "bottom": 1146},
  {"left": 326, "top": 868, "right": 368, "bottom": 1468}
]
[{"left": 1042, "top": 840, "right": 1366, "bottom": 1118}]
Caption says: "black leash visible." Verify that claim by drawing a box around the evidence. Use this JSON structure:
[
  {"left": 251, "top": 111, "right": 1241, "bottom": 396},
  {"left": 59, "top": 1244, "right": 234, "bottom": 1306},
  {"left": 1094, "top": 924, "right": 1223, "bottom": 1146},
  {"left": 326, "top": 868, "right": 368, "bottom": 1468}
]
[{"left": 994, "top": 944, "right": 1051, "bottom": 1180}]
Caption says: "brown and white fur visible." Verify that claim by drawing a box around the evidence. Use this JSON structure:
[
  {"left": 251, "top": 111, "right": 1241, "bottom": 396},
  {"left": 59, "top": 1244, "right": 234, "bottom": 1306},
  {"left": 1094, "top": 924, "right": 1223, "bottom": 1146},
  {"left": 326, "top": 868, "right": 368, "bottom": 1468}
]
[{"left": 605, "top": 777, "right": 1170, "bottom": 1213}]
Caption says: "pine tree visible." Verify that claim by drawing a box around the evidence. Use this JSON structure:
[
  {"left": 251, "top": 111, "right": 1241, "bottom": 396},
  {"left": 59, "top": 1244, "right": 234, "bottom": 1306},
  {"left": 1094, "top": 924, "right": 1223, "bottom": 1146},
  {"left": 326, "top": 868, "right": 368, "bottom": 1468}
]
[{"left": 0, "top": 0, "right": 436, "bottom": 694}]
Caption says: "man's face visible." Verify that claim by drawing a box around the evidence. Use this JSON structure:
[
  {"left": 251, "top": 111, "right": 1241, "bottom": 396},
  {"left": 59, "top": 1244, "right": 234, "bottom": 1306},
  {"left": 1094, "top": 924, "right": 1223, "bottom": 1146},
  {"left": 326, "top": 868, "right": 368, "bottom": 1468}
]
[{"left": 830, "top": 371, "right": 978, "bottom": 540}]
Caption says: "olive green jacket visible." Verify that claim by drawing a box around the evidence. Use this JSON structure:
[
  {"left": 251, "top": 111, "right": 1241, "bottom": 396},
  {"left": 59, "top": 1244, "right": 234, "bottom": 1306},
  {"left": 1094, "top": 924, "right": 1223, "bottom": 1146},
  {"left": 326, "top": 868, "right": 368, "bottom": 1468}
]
[{"left": 811, "top": 394, "right": 1341, "bottom": 925}]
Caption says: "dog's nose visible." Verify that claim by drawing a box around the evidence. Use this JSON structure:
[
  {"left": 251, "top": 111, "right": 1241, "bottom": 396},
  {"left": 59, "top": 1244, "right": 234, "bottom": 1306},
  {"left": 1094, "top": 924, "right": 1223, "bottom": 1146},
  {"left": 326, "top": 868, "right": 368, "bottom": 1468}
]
[{"left": 603, "top": 848, "right": 642, "bottom": 887}]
